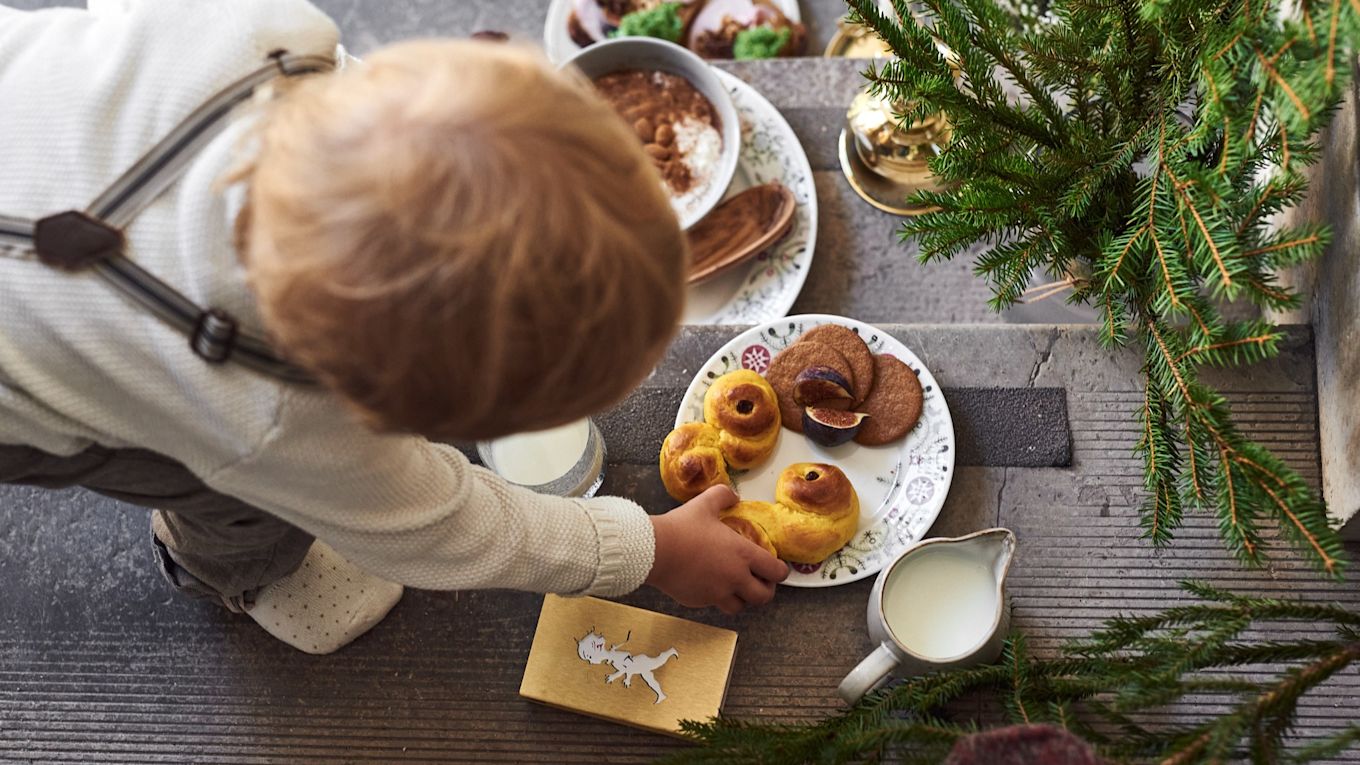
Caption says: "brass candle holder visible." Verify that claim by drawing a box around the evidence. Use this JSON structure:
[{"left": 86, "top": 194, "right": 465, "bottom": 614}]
[
  {"left": 838, "top": 88, "right": 952, "bottom": 217},
  {"left": 824, "top": 16, "right": 893, "bottom": 58},
  {"left": 827, "top": 17, "right": 954, "bottom": 217}
]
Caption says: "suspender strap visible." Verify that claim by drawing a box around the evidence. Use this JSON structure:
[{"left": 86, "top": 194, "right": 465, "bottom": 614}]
[
  {"left": 0, "top": 216, "right": 33, "bottom": 250},
  {"left": 0, "top": 51, "right": 335, "bottom": 386},
  {"left": 93, "top": 52, "right": 336, "bottom": 228}
]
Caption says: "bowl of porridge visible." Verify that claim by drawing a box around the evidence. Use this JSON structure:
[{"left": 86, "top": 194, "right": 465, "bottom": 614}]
[{"left": 564, "top": 37, "right": 741, "bottom": 230}]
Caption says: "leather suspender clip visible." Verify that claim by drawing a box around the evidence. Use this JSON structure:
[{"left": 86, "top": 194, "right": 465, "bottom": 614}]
[{"left": 32, "top": 211, "right": 124, "bottom": 272}]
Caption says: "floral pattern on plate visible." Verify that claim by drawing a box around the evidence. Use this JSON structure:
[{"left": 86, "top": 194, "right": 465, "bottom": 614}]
[{"left": 676, "top": 315, "right": 955, "bottom": 587}]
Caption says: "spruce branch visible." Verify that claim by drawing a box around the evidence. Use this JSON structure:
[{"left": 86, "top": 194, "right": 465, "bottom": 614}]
[
  {"left": 669, "top": 583, "right": 1360, "bottom": 764},
  {"left": 848, "top": 0, "right": 1357, "bottom": 575}
]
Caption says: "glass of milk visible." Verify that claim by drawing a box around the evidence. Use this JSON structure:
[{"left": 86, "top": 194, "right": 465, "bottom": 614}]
[{"left": 476, "top": 417, "right": 607, "bottom": 498}]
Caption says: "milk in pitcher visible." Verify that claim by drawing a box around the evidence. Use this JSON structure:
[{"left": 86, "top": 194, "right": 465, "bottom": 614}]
[{"left": 882, "top": 547, "right": 999, "bottom": 659}]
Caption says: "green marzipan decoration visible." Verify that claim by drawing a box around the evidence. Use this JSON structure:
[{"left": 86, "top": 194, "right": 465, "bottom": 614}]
[
  {"left": 734, "top": 25, "right": 792, "bottom": 59},
  {"left": 612, "top": 2, "right": 684, "bottom": 43}
]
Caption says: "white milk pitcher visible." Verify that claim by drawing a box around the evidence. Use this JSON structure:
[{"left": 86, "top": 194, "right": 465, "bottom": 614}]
[{"left": 838, "top": 528, "right": 1016, "bottom": 704}]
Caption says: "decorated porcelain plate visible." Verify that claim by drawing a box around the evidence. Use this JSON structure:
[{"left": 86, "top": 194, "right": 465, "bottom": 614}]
[
  {"left": 548, "top": 15, "right": 816, "bottom": 323},
  {"left": 543, "top": 0, "right": 803, "bottom": 65},
  {"left": 674, "top": 315, "right": 955, "bottom": 587},
  {"left": 678, "top": 69, "right": 816, "bottom": 324}
]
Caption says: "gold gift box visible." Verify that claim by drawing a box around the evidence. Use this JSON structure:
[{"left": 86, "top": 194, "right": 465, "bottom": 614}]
[{"left": 520, "top": 595, "right": 739, "bottom": 737}]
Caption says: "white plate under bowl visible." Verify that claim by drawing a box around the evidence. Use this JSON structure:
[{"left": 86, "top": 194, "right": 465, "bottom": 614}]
[
  {"left": 543, "top": 0, "right": 803, "bottom": 65},
  {"left": 683, "top": 69, "right": 816, "bottom": 324},
  {"left": 675, "top": 314, "right": 956, "bottom": 587}
]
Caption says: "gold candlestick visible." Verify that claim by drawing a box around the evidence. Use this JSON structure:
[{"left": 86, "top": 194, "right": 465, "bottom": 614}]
[
  {"left": 838, "top": 87, "right": 953, "bottom": 217},
  {"left": 826, "top": 16, "right": 955, "bottom": 217},
  {"left": 824, "top": 16, "right": 893, "bottom": 59}
]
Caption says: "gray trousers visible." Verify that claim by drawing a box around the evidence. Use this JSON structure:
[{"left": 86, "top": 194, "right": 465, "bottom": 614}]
[{"left": 0, "top": 443, "right": 313, "bottom": 610}]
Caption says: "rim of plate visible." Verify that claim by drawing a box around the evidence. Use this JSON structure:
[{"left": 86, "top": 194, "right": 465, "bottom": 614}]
[
  {"left": 543, "top": 0, "right": 803, "bottom": 65},
  {"left": 674, "top": 314, "right": 956, "bottom": 587}
]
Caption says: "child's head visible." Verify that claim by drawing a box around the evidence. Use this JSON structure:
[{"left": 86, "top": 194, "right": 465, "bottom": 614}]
[{"left": 241, "top": 40, "right": 687, "bottom": 440}]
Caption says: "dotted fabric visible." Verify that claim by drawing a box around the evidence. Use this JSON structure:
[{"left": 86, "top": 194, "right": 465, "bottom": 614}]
[
  {"left": 0, "top": 1, "right": 656, "bottom": 598},
  {"left": 248, "top": 540, "right": 404, "bottom": 655}
]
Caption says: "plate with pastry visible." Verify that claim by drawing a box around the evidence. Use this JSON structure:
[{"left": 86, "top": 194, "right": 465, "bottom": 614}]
[
  {"left": 544, "top": 0, "right": 806, "bottom": 65},
  {"left": 659, "top": 314, "right": 955, "bottom": 587}
]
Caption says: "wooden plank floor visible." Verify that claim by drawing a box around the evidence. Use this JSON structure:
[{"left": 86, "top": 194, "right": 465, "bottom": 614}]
[{"left": 3, "top": 325, "right": 1357, "bottom": 763}]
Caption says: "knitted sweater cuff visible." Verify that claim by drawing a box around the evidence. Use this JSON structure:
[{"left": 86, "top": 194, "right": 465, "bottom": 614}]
[{"left": 576, "top": 496, "right": 655, "bottom": 597}]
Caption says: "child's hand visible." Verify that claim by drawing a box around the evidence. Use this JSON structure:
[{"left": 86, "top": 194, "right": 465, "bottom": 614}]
[{"left": 645, "top": 486, "right": 791, "bottom": 614}]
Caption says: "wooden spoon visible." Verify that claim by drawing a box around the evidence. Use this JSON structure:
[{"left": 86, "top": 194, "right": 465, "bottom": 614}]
[{"left": 686, "top": 182, "right": 797, "bottom": 285}]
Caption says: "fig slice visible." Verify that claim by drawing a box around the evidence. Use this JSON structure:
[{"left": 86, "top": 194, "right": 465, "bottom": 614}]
[
  {"left": 793, "top": 366, "right": 854, "bottom": 410},
  {"left": 802, "top": 407, "right": 869, "bottom": 447}
]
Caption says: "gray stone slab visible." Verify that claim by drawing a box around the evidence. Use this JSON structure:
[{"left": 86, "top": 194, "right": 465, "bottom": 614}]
[
  {"left": 464, "top": 384, "right": 1070, "bottom": 469},
  {"left": 304, "top": 0, "right": 857, "bottom": 58},
  {"left": 590, "top": 385, "right": 1069, "bottom": 468},
  {"left": 652, "top": 324, "right": 1316, "bottom": 394},
  {"left": 9, "top": 2, "right": 1007, "bottom": 327},
  {"left": 1275, "top": 61, "right": 1360, "bottom": 536},
  {"left": 795, "top": 174, "right": 1002, "bottom": 323},
  {"left": 3, "top": 324, "right": 1352, "bottom": 763},
  {"left": 715, "top": 58, "right": 873, "bottom": 109},
  {"left": 7, "top": 0, "right": 861, "bottom": 57}
]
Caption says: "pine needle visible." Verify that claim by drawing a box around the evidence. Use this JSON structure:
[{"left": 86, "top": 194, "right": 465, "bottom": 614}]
[
  {"left": 668, "top": 584, "right": 1360, "bottom": 764},
  {"left": 849, "top": 0, "right": 1354, "bottom": 574}
]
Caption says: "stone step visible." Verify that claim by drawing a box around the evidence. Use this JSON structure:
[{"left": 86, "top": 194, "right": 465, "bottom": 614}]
[
  {"left": 305, "top": 0, "right": 860, "bottom": 61},
  {"left": 5, "top": 322, "right": 1353, "bottom": 764},
  {"left": 577, "top": 322, "right": 1320, "bottom": 509}
]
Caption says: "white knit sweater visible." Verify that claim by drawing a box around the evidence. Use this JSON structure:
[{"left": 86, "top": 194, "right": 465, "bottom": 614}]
[{"left": 0, "top": 0, "right": 655, "bottom": 597}]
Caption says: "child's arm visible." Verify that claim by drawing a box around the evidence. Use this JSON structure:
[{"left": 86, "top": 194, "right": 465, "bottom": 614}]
[{"left": 204, "top": 390, "right": 785, "bottom": 607}]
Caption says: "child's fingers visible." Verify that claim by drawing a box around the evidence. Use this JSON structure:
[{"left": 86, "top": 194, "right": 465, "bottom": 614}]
[
  {"left": 747, "top": 546, "right": 792, "bottom": 583},
  {"left": 738, "top": 576, "right": 777, "bottom": 607},
  {"left": 690, "top": 484, "right": 739, "bottom": 515}
]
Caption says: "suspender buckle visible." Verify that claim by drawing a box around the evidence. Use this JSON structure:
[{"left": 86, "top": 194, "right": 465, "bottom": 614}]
[
  {"left": 33, "top": 211, "right": 123, "bottom": 271},
  {"left": 191, "top": 309, "right": 240, "bottom": 364}
]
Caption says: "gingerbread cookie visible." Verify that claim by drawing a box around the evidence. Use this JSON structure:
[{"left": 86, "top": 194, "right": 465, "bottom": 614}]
[
  {"left": 800, "top": 324, "right": 875, "bottom": 404},
  {"left": 854, "top": 355, "right": 924, "bottom": 445},
  {"left": 765, "top": 341, "right": 856, "bottom": 433}
]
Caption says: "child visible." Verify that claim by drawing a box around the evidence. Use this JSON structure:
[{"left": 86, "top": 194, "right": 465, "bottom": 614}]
[{"left": 0, "top": 0, "right": 788, "bottom": 654}]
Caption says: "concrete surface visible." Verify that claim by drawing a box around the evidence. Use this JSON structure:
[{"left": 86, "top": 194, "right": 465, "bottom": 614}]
[
  {"left": 588, "top": 322, "right": 1075, "bottom": 468},
  {"left": 1274, "top": 57, "right": 1360, "bottom": 537},
  {"left": 1310, "top": 61, "right": 1360, "bottom": 537},
  {"left": 3, "top": 324, "right": 1355, "bottom": 764},
  {"left": 3, "top": 0, "right": 1005, "bottom": 325}
]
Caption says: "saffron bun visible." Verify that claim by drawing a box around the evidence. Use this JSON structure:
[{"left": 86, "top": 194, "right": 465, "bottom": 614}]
[
  {"left": 718, "top": 501, "right": 780, "bottom": 557},
  {"left": 661, "top": 370, "right": 780, "bottom": 502},
  {"left": 701, "top": 369, "right": 781, "bottom": 470},
  {"left": 659, "top": 421, "right": 732, "bottom": 502},
  {"left": 719, "top": 463, "right": 860, "bottom": 564}
]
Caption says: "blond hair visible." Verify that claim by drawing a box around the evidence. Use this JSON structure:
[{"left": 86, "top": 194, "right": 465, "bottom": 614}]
[{"left": 241, "top": 40, "right": 687, "bottom": 440}]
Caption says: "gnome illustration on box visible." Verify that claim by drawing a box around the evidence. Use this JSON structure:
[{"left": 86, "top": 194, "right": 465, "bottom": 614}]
[{"left": 576, "top": 628, "right": 679, "bottom": 704}]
